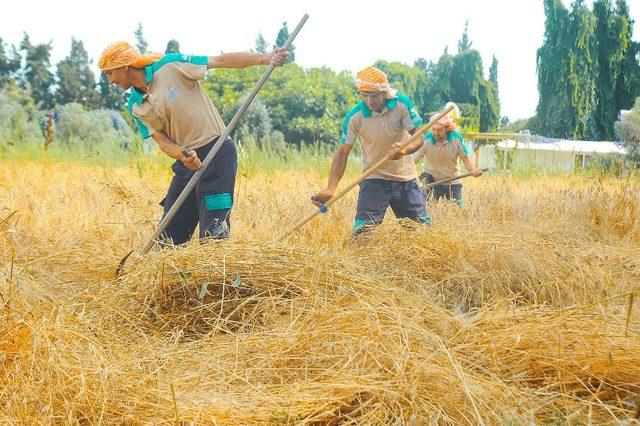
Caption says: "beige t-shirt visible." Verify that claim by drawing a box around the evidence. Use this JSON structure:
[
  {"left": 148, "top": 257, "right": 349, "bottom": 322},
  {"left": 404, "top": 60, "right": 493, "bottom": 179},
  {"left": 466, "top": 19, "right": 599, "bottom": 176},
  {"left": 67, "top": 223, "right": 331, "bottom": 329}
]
[
  {"left": 412, "top": 130, "right": 471, "bottom": 184},
  {"left": 340, "top": 93, "right": 423, "bottom": 181},
  {"left": 127, "top": 53, "right": 226, "bottom": 149}
]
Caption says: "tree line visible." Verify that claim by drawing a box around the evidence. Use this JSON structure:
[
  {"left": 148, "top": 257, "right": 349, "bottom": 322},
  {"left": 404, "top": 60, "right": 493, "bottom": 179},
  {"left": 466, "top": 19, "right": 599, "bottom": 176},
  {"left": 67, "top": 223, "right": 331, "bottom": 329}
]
[
  {"left": 2, "top": 3, "right": 640, "bottom": 145},
  {"left": 0, "top": 23, "right": 186, "bottom": 111},
  {"left": 207, "top": 22, "right": 501, "bottom": 146},
  {"left": 534, "top": 0, "right": 640, "bottom": 140},
  {"left": 0, "top": 21, "right": 501, "bottom": 146}
]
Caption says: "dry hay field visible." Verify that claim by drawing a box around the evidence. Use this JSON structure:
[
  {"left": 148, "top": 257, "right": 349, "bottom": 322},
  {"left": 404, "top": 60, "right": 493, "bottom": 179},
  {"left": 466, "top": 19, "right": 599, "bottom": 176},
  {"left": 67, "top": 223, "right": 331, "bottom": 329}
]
[{"left": 1, "top": 157, "right": 639, "bottom": 424}]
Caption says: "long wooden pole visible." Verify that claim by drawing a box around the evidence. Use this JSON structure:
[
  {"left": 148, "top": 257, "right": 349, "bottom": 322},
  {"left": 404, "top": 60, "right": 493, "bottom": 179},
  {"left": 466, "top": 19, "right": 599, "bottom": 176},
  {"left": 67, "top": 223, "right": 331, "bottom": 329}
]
[
  {"left": 422, "top": 168, "right": 489, "bottom": 188},
  {"left": 289, "top": 104, "right": 455, "bottom": 233}
]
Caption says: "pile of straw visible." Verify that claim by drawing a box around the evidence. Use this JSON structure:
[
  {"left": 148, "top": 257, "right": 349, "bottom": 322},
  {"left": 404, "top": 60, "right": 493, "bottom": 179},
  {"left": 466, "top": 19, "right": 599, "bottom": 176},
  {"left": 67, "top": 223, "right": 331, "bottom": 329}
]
[{"left": 1, "top": 162, "right": 639, "bottom": 423}]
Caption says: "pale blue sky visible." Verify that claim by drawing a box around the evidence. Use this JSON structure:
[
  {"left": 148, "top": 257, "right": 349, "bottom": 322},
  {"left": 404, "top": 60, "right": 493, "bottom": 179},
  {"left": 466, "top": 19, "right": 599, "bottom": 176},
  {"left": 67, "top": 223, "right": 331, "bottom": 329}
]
[{"left": 1, "top": 0, "right": 639, "bottom": 120}]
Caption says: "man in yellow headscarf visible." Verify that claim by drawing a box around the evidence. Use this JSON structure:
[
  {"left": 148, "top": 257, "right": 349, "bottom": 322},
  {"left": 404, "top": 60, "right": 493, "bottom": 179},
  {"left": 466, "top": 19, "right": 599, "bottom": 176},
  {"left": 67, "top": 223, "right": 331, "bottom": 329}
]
[
  {"left": 99, "top": 41, "right": 288, "bottom": 245},
  {"left": 311, "top": 66, "right": 429, "bottom": 236},
  {"left": 413, "top": 104, "right": 483, "bottom": 206}
]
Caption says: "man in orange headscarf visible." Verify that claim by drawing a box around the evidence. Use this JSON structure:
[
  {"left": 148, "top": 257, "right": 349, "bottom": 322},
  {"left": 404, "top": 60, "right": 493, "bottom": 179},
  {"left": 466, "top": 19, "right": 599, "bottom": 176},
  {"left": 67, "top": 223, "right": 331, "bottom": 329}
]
[
  {"left": 311, "top": 66, "right": 429, "bottom": 236},
  {"left": 413, "top": 105, "right": 483, "bottom": 205},
  {"left": 99, "top": 41, "right": 288, "bottom": 245}
]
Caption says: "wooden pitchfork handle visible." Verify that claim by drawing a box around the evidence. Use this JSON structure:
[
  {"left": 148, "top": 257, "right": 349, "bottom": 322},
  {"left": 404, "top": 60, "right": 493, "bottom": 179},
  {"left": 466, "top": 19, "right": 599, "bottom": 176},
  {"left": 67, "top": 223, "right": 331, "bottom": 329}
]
[
  {"left": 422, "top": 168, "right": 489, "bottom": 188},
  {"left": 288, "top": 104, "right": 455, "bottom": 234}
]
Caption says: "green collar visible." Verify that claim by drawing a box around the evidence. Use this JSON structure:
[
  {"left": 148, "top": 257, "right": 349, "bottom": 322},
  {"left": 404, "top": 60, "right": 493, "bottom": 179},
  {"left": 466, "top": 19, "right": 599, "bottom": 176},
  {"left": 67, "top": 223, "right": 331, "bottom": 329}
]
[
  {"left": 144, "top": 65, "right": 154, "bottom": 86},
  {"left": 129, "top": 66, "right": 155, "bottom": 102},
  {"left": 361, "top": 96, "right": 399, "bottom": 118}
]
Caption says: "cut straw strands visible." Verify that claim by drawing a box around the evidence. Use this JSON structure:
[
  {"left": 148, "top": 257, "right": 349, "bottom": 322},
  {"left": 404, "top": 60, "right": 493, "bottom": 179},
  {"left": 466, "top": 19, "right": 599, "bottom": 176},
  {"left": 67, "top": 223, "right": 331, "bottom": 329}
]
[
  {"left": 1, "top": 161, "right": 640, "bottom": 423},
  {"left": 104, "top": 240, "right": 361, "bottom": 338}
]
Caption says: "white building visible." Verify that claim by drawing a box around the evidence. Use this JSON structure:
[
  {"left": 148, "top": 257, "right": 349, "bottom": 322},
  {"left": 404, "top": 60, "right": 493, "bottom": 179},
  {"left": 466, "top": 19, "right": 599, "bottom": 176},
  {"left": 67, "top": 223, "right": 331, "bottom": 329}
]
[{"left": 476, "top": 138, "right": 627, "bottom": 171}]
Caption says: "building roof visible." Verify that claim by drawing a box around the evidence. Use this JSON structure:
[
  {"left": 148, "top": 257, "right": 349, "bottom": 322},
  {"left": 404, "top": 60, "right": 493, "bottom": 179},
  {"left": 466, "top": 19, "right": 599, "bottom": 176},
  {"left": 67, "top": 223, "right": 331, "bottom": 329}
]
[{"left": 496, "top": 139, "right": 627, "bottom": 155}]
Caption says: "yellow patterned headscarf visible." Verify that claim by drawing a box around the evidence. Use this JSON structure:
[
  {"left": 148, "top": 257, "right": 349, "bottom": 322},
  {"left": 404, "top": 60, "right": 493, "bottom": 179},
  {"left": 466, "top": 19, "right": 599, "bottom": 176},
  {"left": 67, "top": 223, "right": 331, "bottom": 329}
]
[
  {"left": 98, "top": 41, "right": 163, "bottom": 71},
  {"left": 355, "top": 66, "right": 397, "bottom": 99}
]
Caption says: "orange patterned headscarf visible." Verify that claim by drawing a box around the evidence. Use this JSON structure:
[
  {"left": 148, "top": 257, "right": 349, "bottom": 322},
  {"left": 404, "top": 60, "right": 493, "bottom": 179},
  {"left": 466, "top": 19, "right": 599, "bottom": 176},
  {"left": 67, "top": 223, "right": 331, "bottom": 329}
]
[
  {"left": 355, "top": 66, "right": 397, "bottom": 99},
  {"left": 98, "top": 41, "right": 163, "bottom": 71}
]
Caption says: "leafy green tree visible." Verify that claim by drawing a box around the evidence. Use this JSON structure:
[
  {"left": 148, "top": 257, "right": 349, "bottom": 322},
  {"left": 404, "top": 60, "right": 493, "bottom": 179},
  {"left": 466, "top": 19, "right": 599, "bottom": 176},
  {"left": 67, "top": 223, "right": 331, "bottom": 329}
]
[
  {"left": 204, "top": 64, "right": 357, "bottom": 145},
  {"left": 0, "top": 38, "right": 21, "bottom": 88},
  {"left": 536, "top": 0, "right": 639, "bottom": 140},
  {"left": 458, "top": 21, "right": 472, "bottom": 52},
  {"left": 566, "top": 0, "right": 598, "bottom": 139},
  {"left": 450, "top": 49, "right": 483, "bottom": 105},
  {"left": 373, "top": 60, "right": 429, "bottom": 114},
  {"left": 165, "top": 39, "right": 180, "bottom": 54},
  {"left": 236, "top": 97, "right": 272, "bottom": 142},
  {"left": 486, "top": 55, "right": 501, "bottom": 131},
  {"left": 489, "top": 56, "right": 499, "bottom": 89},
  {"left": 20, "top": 33, "right": 55, "bottom": 109},
  {"left": 274, "top": 22, "right": 295, "bottom": 62},
  {"left": 479, "top": 80, "right": 500, "bottom": 132},
  {"left": 55, "top": 102, "right": 131, "bottom": 148},
  {"left": 614, "top": 0, "right": 640, "bottom": 113},
  {"left": 614, "top": 97, "right": 640, "bottom": 166},
  {"left": 425, "top": 29, "right": 500, "bottom": 132},
  {"left": 134, "top": 23, "right": 148, "bottom": 54},
  {"left": 0, "top": 83, "right": 40, "bottom": 144},
  {"left": 413, "top": 57, "right": 429, "bottom": 72},
  {"left": 425, "top": 49, "right": 454, "bottom": 112},
  {"left": 204, "top": 21, "right": 508, "bottom": 144},
  {"left": 98, "top": 72, "right": 126, "bottom": 110},
  {"left": 501, "top": 117, "right": 532, "bottom": 133},
  {"left": 593, "top": 0, "right": 626, "bottom": 139},
  {"left": 55, "top": 37, "right": 100, "bottom": 108},
  {"left": 535, "top": 0, "right": 572, "bottom": 137},
  {"left": 254, "top": 32, "right": 268, "bottom": 54}
]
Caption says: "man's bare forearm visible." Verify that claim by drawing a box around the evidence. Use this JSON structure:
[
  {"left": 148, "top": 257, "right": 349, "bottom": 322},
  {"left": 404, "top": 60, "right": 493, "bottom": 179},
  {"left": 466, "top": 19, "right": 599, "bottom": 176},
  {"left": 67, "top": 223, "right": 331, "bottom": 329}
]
[
  {"left": 402, "top": 137, "right": 424, "bottom": 156},
  {"left": 207, "top": 52, "right": 269, "bottom": 69},
  {"left": 151, "top": 131, "right": 186, "bottom": 160},
  {"left": 462, "top": 156, "right": 477, "bottom": 172},
  {"left": 327, "top": 150, "right": 350, "bottom": 191}
]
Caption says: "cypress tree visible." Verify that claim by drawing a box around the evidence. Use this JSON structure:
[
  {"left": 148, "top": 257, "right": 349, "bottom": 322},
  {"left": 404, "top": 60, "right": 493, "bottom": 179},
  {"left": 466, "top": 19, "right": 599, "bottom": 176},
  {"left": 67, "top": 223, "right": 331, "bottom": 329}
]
[
  {"left": 254, "top": 32, "right": 268, "bottom": 54},
  {"left": 134, "top": 23, "right": 148, "bottom": 54},
  {"left": 536, "top": 0, "right": 572, "bottom": 137},
  {"left": 593, "top": 0, "right": 626, "bottom": 139},
  {"left": 165, "top": 39, "right": 180, "bottom": 54},
  {"left": 614, "top": 0, "right": 640, "bottom": 112},
  {"left": 566, "top": 0, "right": 598, "bottom": 139},
  {"left": 274, "top": 22, "right": 295, "bottom": 62}
]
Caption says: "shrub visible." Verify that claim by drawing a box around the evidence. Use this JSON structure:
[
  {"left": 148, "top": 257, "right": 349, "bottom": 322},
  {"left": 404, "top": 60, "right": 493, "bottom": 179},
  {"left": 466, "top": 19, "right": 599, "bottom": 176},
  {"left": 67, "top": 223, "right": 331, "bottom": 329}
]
[
  {"left": 55, "top": 103, "right": 132, "bottom": 149},
  {"left": 0, "top": 84, "right": 40, "bottom": 145},
  {"left": 614, "top": 97, "right": 640, "bottom": 167}
]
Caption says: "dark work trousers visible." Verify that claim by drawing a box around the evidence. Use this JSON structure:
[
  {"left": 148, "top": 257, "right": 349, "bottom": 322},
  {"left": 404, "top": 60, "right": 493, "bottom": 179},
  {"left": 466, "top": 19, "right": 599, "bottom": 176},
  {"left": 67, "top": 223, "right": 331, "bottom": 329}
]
[
  {"left": 353, "top": 178, "right": 430, "bottom": 235},
  {"left": 419, "top": 172, "right": 464, "bottom": 206},
  {"left": 159, "top": 137, "right": 237, "bottom": 246},
  {"left": 432, "top": 183, "right": 463, "bottom": 205}
]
